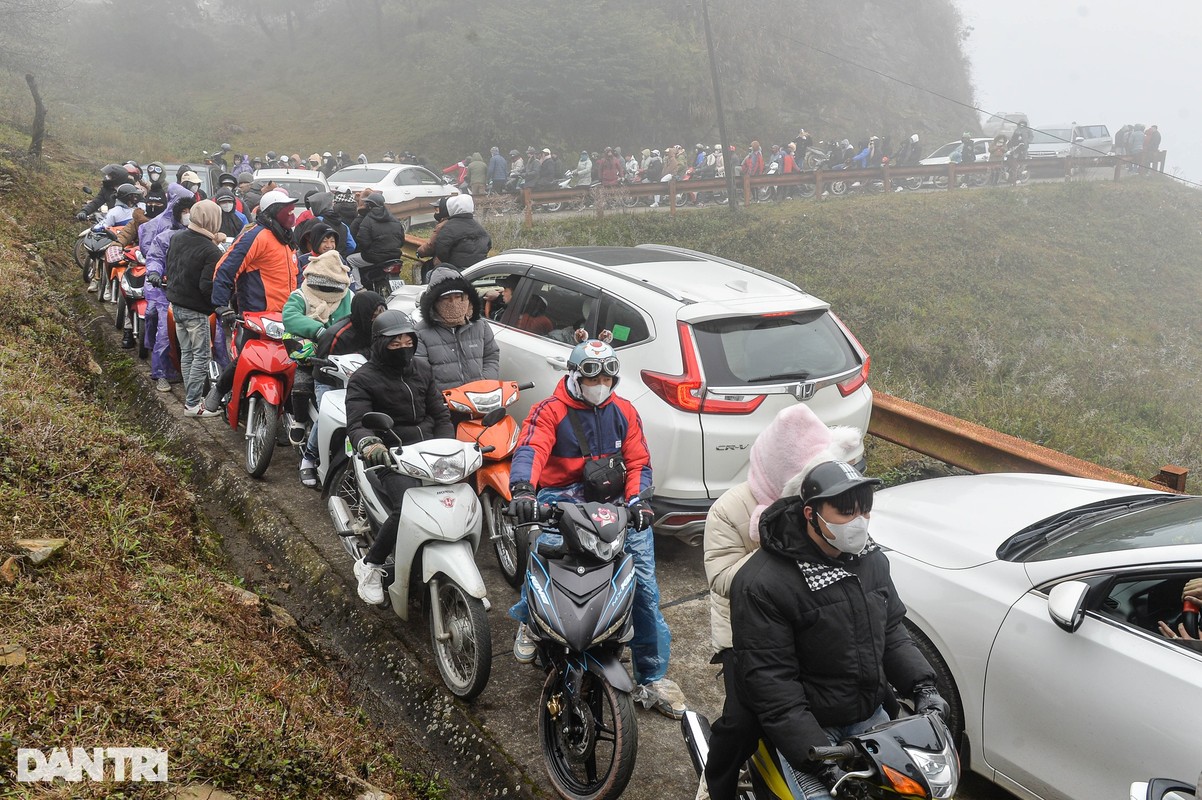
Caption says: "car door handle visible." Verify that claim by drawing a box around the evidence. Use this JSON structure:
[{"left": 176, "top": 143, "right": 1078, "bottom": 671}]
[{"left": 546, "top": 356, "right": 568, "bottom": 370}]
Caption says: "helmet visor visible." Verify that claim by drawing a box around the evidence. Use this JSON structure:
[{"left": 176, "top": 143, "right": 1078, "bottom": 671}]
[{"left": 577, "top": 356, "right": 620, "bottom": 378}]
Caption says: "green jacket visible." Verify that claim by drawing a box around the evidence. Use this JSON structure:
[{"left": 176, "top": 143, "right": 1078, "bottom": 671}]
[{"left": 282, "top": 288, "right": 353, "bottom": 341}]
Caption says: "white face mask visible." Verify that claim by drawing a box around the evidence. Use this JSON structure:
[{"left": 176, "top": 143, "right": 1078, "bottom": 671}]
[
  {"left": 219, "top": 202, "right": 234, "bottom": 213},
  {"left": 817, "top": 512, "right": 870, "bottom": 555},
  {"left": 180, "top": 213, "right": 191, "bottom": 227},
  {"left": 581, "top": 383, "right": 612, "bottom": 406}
]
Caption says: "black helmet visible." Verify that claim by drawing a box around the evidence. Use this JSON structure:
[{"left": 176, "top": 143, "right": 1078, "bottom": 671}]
[
  {"left": 799, "top": 461, "right": 882, "bottom": 506},
  {"left": 102, "top": 164, "right": 126, "bottom": 183},
  {"left": 372, "top": 309, "right": 416, "bottom": 339},
  {"left": 220, "top": 143, "right": 231, "bottom": 152},
  {"left": 115, "top": 183, "right": 142, "bottom": 203},
  {"left": 266, "top": 151, "right": 278, "bottom": 161},
  {"left": 218, "top": 172, "right": 237, "bottom": 188}
]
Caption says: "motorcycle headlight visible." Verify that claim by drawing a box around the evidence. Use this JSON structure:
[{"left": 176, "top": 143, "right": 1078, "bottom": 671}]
[
  {"left": 904, "top": 738, "right": 959, "bottom": 799},
  {"left": 119, "top": 274, "right": 144, "bottom": 299},
  {"left": 575, "top": 526, "right": 626, "bottom": 562},
  {"left": 263, "top": 318, "right": 287, "bottom": 340},
  {"left": 465, "top": 388, "right": 502, "bottom": 413},
  {"left": 448, "top": 399, "right": 472, "bottom": 414},
  {"left": 424, "top": 449, "right": 466, "bottom": 483}
]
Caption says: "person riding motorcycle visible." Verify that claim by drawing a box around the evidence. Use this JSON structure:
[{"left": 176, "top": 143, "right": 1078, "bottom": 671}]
[
  {"left": 414, "top": 266, "right": 500, "bottom": 393},
  {"left": 508, "top": 337, "right": 687, "bottom": 719},
  {"left": 347, "top": 192, "right": 405, "bottom": 286},
  {"left": 728, "top": 460, "right": 949, "bottom": 799},
  {"left": 142, "top": 162, "right": 170, "bottom": 219},
  {"left": 98, "top": 183, "right": 144, "bottom": 229},
  {"left": 78, "top": 164, "right": 132, "bottom": 220},
  {"left": 346, "top": 309, "right": 454, "bottom": 604}
]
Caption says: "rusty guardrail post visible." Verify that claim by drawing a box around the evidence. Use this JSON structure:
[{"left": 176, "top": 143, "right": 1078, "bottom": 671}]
[
  {"left": 743, "top": 171, "right": 752, "bottom": 205},
  {"left": 814, "top": 169, "right": 824, "bottom": 200},
  {"left": 522, "top": 187, "right": 533, "bottom": 229},
  {"left": 882, "top": 163, "right": 891, "bottom": 193},
  {"left": 669, "top": 178, "right": 677, "bottom": 216},
  {"left": 946, "top": 163, "right": 956, "bottom": 191}
]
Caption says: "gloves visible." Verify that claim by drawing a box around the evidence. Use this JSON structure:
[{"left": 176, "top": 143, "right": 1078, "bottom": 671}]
[
  {"left": 216, "top": 306, "right": 237, "bottom": 328},
  {"left": 145, "top": 272, "right": 163, "bottom": 288},
  {"left": 357, "top": 436, "right": 390, "bottom": 469},
  {"left": 289, "top": 339, "right": 316, "bottom": 362},
  {"left": 509, "top": 482, "right": 537, "bottom": 524},
  {"left": 912, "top": 681, "right": 950, "bottom": 722},
  {"left": 76, "top": 211, "right": 87, "bottom": 221},
  {"left": 628, "top": 499, "right": 654, "bottom": 532}
]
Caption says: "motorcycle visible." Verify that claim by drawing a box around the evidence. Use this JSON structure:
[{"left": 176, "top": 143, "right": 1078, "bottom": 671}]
[
  {"left": 1001, "top": 147, "right": 1031, "bottom": 185},
  {"left": 212, "top": 311, "right": 297, "bottom": 478},
  {"left": 79, "top": 223, "right": 116, "bottom": 291},
  {"left": 443, "top": 379, "right": 534, "bottom": 588},
  {"left": 756, "top": 161, "right": 781, "bottom": 202},
  {"left": 324, "top": 408, "right": 497, "bottom": 700},
  {"left": 357, "top": 258, "right": 405, "bottom": 298},
  {"left": 114, "top": 250, "right": 150, "bottom": 360},
  {"left": 681, "top": 709, "right": 959, "bottom": 800},
  {"left": 512, "top": 493, "right": 648, "bottom": 800},
  {"left": 540, "top": 170, "right": 580, "bottom": 214},
  {"left": 282, "top": 350, "right": 365, "bottom": 456}
]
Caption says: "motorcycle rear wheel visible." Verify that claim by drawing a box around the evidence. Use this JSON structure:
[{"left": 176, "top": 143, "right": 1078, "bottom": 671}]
[
  {"left": 829, "top": 180, "right": 848, "bottom": 196},
  {"left": 797, "top": 182, "right": 816, "bottom": 198},
  {"left": 539, "top": 667, "right": 638, "bottom": 800},
  {"left": 114, "top": 291, "right": 126, "bottom": 331},
  {"left": 245, "top": 399, "right": 278, "bottom": 478},
  {"left": 489, "top": 490, "right": 528, "bottom": 589},
  {"left": 430, "top": 578, "right": 491, "bottom": 700},
  {"left": 74, "top": 237, "right": 88, "bottom": 272}
]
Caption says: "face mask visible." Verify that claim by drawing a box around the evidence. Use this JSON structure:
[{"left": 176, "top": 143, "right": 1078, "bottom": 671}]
[
  {"left": 180, "top": 213, "right": 191, "bottom": 227},
  {"left": 817, "top": 512, "right": 870, "bottom": 555},
  {"left": 381, "top": 345, "right": 415, "bottom": 370},
  {"left": 581, "top": 383, "right": 612, "bottom": 406},
  {"left": 219, "top": 202, "right": 234, "bottom": 213}
]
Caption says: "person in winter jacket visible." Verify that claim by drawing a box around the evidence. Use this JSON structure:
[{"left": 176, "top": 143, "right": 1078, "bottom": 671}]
[
  {"left": 165, "top": 199, "right": 226, "bottom": 416},
  {"left": 508, "top": 337, "right": 687, "bottom": 720},
  {"left": 295, "top": 191, "right": 356, "bottom": 257},
  {"left": 347, "top": 192, "right": 405, "bottom": 284},
  {"left": 466, "top": 151, "right": 487, "bottom": 196},
  {"left": 728, "top": 461, "right": 947, "bottom": 798},
  {"left": 203, "top": 189, "right": 301, "bottom": 412},
  {"left": 213, "top": 188, "right": 249, "bottom": 239},
  {"left": 431, "top": 194, "right": 491, "bottom": 269},
  {"left": 142, "top": 162, "right": 170, "bottom": 219},
  {"left": 348, "top": 310, "right": 454, "bottom": 604},
  {"left": 598, "top": 147, "right": 623, "bottom": 186},
  {"left": 98, "top": 183, "right": 144, "bottom": 231},
  {"left": 741, "top": 141, "right": 765, "bottom": 177},
  {"left": 486, "top": 146, "right": 508, "bottom": 192},
  {"left": 573, "top": 151, "right": 593, "bottom": 188},
  {"left": 297, "top": 222, "right": 342, "bottom": 273},
  {"left": 78, "top": 164, "right": 131, "bottom": 220},
  {"left": 701, "top": 406, "right": 862, "bottom": 800},
  {"left": 414, "top": 266, "right": 500, "bottom": 392},
  {"left": 140, "top": 183, "right": 196, "bottom": 386}
]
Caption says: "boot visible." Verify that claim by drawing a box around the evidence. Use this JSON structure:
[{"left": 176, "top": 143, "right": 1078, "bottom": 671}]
[{"left": 120, "top": 330, "right": 135, "bottom": 349}]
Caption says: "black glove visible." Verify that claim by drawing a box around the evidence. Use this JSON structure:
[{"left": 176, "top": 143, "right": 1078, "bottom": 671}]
[
  {"left": 509, "top": 482, "right": 537, "bottom": 524},
  {"left": 357, "top": 436, "right": 390, "bottom": 469},
  {"left": 216, "top": 306, "right": 237, "bottom": 328},
  {"left": 628, "top": 499, "right": 654, "bottom": 532},
  {"left": 75, "top": 211, "right": 88, "bottom": 221},
  {"left": 912, "top": 680, "right": 950, "bottom": 722},
  {"left": 145, "top": 272, "right": 163, "bottom": 288}
]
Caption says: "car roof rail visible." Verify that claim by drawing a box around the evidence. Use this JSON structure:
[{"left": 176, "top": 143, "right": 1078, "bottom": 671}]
[
  {"left": 503, "top": 248, "right": 690, "bottom": 304},
  {"left": 634, "top": 244, "right": 804, "bottom": 293}
]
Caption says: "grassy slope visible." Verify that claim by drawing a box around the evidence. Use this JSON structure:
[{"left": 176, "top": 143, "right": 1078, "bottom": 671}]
[
  {"left": 0, "top": 128, "right": 439, "bottom": 798},
  {"left": 489, "top": 178, "right": 1202, "bottom": 481}
]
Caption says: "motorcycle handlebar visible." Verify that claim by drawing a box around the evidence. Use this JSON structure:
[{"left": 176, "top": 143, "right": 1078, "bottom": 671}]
[
  {"left": 517, "top": 381, "right": 535, "bottom": 391},
  {"left": 808, "top": 743, "right": 857, "bottom": 762}
]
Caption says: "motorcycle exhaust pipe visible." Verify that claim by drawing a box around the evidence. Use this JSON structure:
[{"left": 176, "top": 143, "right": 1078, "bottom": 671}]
[{"left": 327, "top": 495, "right": 356, "bottom": 536}]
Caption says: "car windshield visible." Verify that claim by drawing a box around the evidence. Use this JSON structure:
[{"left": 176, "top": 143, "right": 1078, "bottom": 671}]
[
  {"left": 1029, "top": 128, "right": 1072, "bottom": 145},
  {"left": 267, "top": 179, "right": 325, "bottom": 200},
  {"left": 926, "top": 142, "right": 959, "bottom": 159},
  {"left": 691, "top": 310, "right": 859, "bottom": 385},
  {"left": 999, "top": 494, "right": 1198, "bottom": 562},
  {"left": 329, "top": 167, "right": 391, "bottom": 184}
]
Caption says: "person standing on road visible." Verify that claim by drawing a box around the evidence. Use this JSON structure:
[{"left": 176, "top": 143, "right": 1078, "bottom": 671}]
[
  {"left": 140, "top": 183, "right": 195, "bottom": 389},
  {"left": 1144, "top": 124, "right": 1162, "bottom": 174},
  {"left": 699, "top": 405, "right": 862, "bottom": 800},
  {"left": 486, "top": 147, "right": 508, "bottom": 193},
  {"left": 467, "top": 151, "right": 487, "bottom": 196}
]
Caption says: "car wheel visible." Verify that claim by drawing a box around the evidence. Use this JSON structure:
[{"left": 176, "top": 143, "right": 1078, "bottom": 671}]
[{"left": 902, "top": 620, "right": 965, "bottom": 750}]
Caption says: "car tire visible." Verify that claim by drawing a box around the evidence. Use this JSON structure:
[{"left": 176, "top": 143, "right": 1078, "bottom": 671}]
[{"left": 902, "top": 619, "right": 965, "bottom": 751}]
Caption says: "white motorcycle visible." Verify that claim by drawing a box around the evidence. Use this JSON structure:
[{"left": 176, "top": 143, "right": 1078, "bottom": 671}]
[{"left": 319, "top": 401, "right": 501, "bottom": 701}]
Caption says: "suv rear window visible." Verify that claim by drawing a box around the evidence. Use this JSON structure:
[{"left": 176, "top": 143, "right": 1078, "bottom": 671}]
[{"left": 692, "top": 311, "right": 859, "bottom": 385}]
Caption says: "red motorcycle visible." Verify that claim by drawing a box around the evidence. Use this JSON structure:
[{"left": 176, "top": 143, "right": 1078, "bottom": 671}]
[
  {"left": 443, "top": 379, "right": 533, "bottom": 587},
  {"left": 220, "top": 311, "right": 297, "bottom": 478},
  {"left": 114, "top": 245, "right": 150, "bottom": 359}
]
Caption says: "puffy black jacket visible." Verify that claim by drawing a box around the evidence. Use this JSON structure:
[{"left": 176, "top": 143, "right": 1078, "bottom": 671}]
[
  {"left": 313, "top": 291, "right": 385, "bottom": 388},
  {"left": 730, "top": 497, "right": 934, "bottom": 770},
  {"left": 345, "top": 347, "right": 453, "bottom": 450},
  {"left": 164, "top": 229, "right": 220, "bottom": 314},
  {"left": 352, "top": 206, "right": 406, "bottom": 264},
  {"left": 433, "top": 214, "right": 492, "bottom": 269}
]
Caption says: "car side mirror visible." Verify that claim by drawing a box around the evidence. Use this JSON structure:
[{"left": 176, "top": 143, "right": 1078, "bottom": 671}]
[
  {"left": 1074, "top": 137, "right": 1085, "bottom": 144},
  {"left": 1048, "top": 580, "right": 1090, "bottom": 632}
]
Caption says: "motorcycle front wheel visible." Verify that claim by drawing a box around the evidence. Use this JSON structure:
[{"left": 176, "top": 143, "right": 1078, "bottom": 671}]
[
  {"left": 539, "top": 667, "right": 638, "bottom": 800},
  {"left": 828, "top": 180, "right": 848, "bottom": 196},
  {"left": 489, "top": 491, "right": 529, "bottom": 589},
  {"left": 429, "top": 578, "right": 491, "bottom": 701},
  {"left": 245, "top": 398, "right": 278, "bottom": 478},
  {"left": 74, "top": 237, "right": 88, "bottom": 272}
]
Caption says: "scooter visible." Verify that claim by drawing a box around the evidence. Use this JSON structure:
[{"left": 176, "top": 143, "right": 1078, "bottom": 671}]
[
  {"left": 443, "top": 379, "right": 534, "bottom": 588},
  {"left": 325, "top": 409, "right": 498, "bottom": 700},
  {"left": 513, "top": 493, "right": 647, "bottom": 800},
  {"left": 282, "top": 350, "right": 365, "bottom": 456},
  {"left": 115, "top": 254, "right": 150, "bottom": 360},
  {"left": 681, "top": 709, "right": 959, "bottom": 799},
  {"left": 213, "top": 311, "right": 297, "bottom": 478}
]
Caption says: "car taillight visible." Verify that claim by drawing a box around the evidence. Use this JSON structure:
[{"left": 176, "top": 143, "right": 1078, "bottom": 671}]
[
  {"left": 830, "top": 312, "right": 871, "bottom": 397},
  {"left": 640, "top": 322, "right": 765, "bottom": 415}
]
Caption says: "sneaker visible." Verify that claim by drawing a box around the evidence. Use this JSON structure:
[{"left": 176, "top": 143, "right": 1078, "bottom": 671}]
[
  {"left": 633, "top": 677, "right": 687, "bottom": 719},
  {"left": 101, "top": 288, "right": 112, "bottom": 302},
  {"left": 513, "top": 622, "right": 536, "bottom": 664},
  {"left": 87, "top": 279, "right": 100, "bottom": 293},
  {"left": 120, "top": 330, "right": 135, "bottom": 349},
  {"left": 155, "top": 378, "right": 172, "bottom": 393},
  {"left": 203, "top": 385, "right": 223, "bottom": 413},
  {"left": 183, "top": 403, "right": 222, "bottom": 418},
  {"left": 353, "top": 558, "right": 385, "bottom": 605}
]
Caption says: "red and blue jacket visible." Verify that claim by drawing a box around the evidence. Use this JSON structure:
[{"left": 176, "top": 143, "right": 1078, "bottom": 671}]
[
  {"left": 210, "top": 223, "right": 298, "bottom": 313},
  {"left": 511, "top": 378, "right": 652, "bottom": 502}
]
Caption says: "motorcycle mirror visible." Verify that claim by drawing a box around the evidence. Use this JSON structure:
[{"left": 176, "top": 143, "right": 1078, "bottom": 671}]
[
  {"left": 481, "top": 407, "right": 507, "bottom": 427},
  {"left": 362, "top": 411, "right": 395, "bottom": 431}
]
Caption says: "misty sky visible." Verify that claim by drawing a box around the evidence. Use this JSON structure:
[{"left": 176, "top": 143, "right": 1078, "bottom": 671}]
[{"left": 955, "top": 0, "right": 1201, "bottom": 186}]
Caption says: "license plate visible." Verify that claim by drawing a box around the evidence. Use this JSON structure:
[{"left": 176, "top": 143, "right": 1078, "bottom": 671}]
[{"left": 389, "top": 279, "right": 405, "bottom": 294}]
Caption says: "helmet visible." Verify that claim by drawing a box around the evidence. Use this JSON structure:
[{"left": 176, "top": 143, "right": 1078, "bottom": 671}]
[
  {"left": 124, "top": 164, "right": 142, "bottom": 180},
  {"left": 509, "top": 149, "right": 519, "bottom": 157},
  {"left": 279, "top": 154, "right": 290, "bottom": 164},
  {"left": 963, "top": 131, "right": 973, "bottom": 139},
  {"left": 799, "top": 461, "right": 882, "bottom": 507},
  {"left": 714, "top": 143, "right": 722, "bottom": 151},
  {"left": 567, "top": 339, "right": 620, "bottom": 379},
  {"left": 266, "top": 151, "right": 278, "bottom": 161},
  {"left": 102, "top": 164, "right": 126, "bottom": 183},
  {"left": 364, "top": 191, "right": 385, "bottom": 208},
  {"left": 116, "top": 183, "right": 142, "bottom": 203},
  {"left": 695, "top": 143, "right": 704, "bottom": 150},
  {"left": 357, "top": 153, "right": 368, "bottom": 164},
  {"left": 259, "top": 188, "right": 299, "bottom": 209},
  {"left": 218, "top": 172, "right": 237, "bottom": 187},
  {"left": 323, "top": 151, "right": 332, "bottom": 158},
  {"left": 372, "top": 309, "right": 416, "bottom": 339},
  {"left": 220, "top": 143, "right": 231, "bottom": 152}
]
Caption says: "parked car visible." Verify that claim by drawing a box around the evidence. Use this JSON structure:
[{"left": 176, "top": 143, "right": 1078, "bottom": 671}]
[
  {"left": 1027, "top": 122, "right": 1113, "bottom": 159},
  {"left": 326, "top": 163, "right": 458, "bottom": 230},
  {"left": 387, "top": 244, "right": 872, "bottom": 542},
  {"left": 871, "top": 472, "right": 1202, "bottom": 800},
  {"left": 919, "top": 138, "right": 994, "bottom": 166},
  {"left": 250, "top": 168, "right": 330, "bottom": 207},
  {"left": 162, "top": 163, "right": 220, "bottom": 198}
]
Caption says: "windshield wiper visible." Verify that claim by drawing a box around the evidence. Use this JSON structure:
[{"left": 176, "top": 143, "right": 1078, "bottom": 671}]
[{"left": 997, "top": 495, "right": 1181, "bottom": 561}]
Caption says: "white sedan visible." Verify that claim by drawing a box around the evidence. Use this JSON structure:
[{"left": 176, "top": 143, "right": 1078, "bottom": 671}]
[
  {"left": 871, "top": 473, "right": 1202, "bottom": 800},
  {"left": 326, "top": 163, "right": 457, "bottom": 230}
]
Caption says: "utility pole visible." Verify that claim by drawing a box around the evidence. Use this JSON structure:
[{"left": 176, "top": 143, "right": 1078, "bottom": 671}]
[{"left": 700, "top": 0, "right": 738, "bottom": 210}]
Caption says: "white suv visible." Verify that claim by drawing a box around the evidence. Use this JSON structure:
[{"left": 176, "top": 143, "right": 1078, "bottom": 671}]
[{"left": 390, "top": 245, "right": 873, "bottom": 542}]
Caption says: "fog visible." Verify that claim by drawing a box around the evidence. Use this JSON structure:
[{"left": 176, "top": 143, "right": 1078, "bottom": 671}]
[{"left": 956, "top": 0, "right": 1202, "bottom": 185}]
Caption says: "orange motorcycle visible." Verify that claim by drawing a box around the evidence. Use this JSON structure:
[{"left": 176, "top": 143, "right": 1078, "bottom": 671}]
[{"left": 444, "top": 379, "right": 534, "bottom": 588}]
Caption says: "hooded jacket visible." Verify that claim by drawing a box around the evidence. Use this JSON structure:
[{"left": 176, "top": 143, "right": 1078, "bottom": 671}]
[
  {"left": 345, "top": 337, "right": 453, "bottom": 450},
  {"left": 432, "top": 195, "right": 491, "bottom": 269},
  {"left": 414, "top": 266, "right": 500, "bottom": 392},
  {"left": 730, "top": 497, "right": 934, "bottom": 770},
  {"left": 351, "top": 204, "right": 406, "bottom": 264},
  {"left": 143, "top": 162, "right": 169, "bottom": 218},
  {"left": 294, "top": 192, "right": 356, "bottom": 256},
  {"left": 165, "top": 200, "right": 224, "bottom": 315},
  {"left": 210, "top": 205, "right": 299, "bottom": 314},
  {"left": 141, "top": 183, "right": 196, "bottom": 278},
  {"left": 313, "top": 291, "right": 386, "bottom": 387},
  {"left": 466, "top": 152, "right": 487, "bottom": 186},
  {"left": 487, "top": 150, "right": 508, "bottom": 183},
  {"left": 282, "top": 250, "right": 353, "bottom": 339}
]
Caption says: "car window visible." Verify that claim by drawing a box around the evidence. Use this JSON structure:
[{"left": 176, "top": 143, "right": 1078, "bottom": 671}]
[
  {"left": 596, "top": 293, "right": 651, "bottom": 348},
  {"left": 691, "top": 310, "right": 859, "bottom": 385},
  {"left": 1096, "top": 571, "right": 1197, "bottom": 637},
  {"left": 927, "top": 143, "right": 958, "bottom": 159},
  {"left": 329, "top": 167, "right": 391, "bottom": 183},
  {"left": 395, "top": 167, "right": 440, "bottom": 186},
  {"left": 974, "top": 141, "right": 989, "bottom": 155},
  {"left": 521, "top": 273, "right": 599, "bottom": 344},
  {"left": 268, "top": 179, "right": 325, "bottom": 201},
  {"left": 1025, "top": 496, "right": 1202, "bottom": 561},
  {"left": 469, "top": 270, "right": 524, "bottom": 325},
  {"left": 1030, "top": 128, "right": 1072, "bottom": 144}
]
